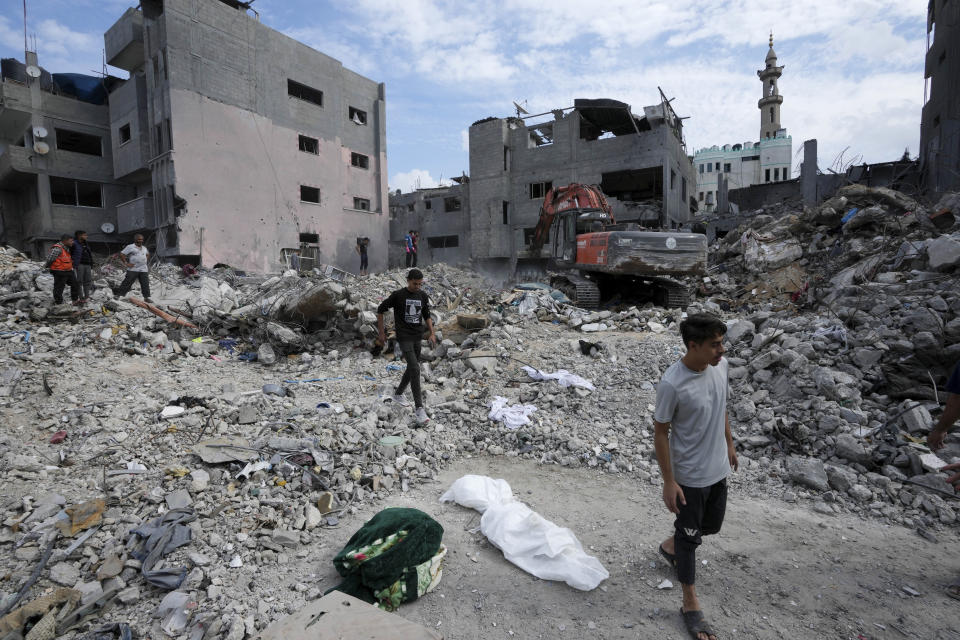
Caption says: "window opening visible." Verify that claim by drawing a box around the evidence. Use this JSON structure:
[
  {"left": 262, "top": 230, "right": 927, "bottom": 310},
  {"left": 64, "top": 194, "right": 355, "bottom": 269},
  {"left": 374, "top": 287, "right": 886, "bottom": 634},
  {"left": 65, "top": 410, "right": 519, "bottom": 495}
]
[
  {"left": 444, "top": 197, "right": 461, "bottom": 212},
  {"left": 288, "top": 79, "right": 323, "bottom": 107},
  {"left": 502, "top": 201, "right": 509, "bottom": 224},
  {"left": 299, "top": 232, "right": 319, "bottom": 243},
  {"left": 298, "top": 134, "right": 318, "bottom": 154},
  {"left": 118, "top": 124, "right": 131, "bottom": 145},
  {"left": 765, "top": 168, "right": 771, "bottom": 182},
  {"left": 300, "top": 186, "right": 320, "bottom": 203},
  {"left": 50, "top": 177, "right": 102, "bottom": 208},
  {"left": 55, "top": 128, "right": 102, "bottom": 156},
  {"left": 348, "top": 107, "right": 367, "bottom": 125},
  {"left": 427, "top": 235, "right": 459, "bottom": 249},
  {"left": 351, "top": 152, "right": 369, "bottom": 169},
  {"left": 528, "top": 124, "right": 554, "bottom": 147},
  {"left": 425, "top": 199, "right": 432, "bottom": 210},
  {"left": 353, "top": 197, "right": 371, "bottom": 211},
  {"left": 529, "top": 181, "right": 552, "bottom": 199},
  {"left": 774, "top": 168, "right": 780, "bottom": 181},
  {"left": 723, "top": 162, "right": 731, "bottom": 172}
]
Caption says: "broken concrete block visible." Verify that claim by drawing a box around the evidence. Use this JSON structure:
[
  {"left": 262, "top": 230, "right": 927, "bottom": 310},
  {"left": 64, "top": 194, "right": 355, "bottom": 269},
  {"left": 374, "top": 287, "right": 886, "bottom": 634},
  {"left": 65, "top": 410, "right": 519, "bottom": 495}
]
[
  {"left": 465, "top": 350, "right": 497, "bottom": 375},
  {"left": 258, "top": 343, "right": 277, "bottom": 365},
  {"left": 834, "top": 434, "right": 870, "bottom": 463},
  {"left": 927, "top": 235, "right": 960, "bottom": 271},
  {"left": 271, "top": 529, "right": 299, "bottom": 548},
  {"left": 49, "top": 562, "right": 80, "bottom": 586},
  {"left": 165, "top": 489, "right": 192, "bottom": 510},
  {"left": 785, "top": 457, "right": 829, "bottom": 491}
]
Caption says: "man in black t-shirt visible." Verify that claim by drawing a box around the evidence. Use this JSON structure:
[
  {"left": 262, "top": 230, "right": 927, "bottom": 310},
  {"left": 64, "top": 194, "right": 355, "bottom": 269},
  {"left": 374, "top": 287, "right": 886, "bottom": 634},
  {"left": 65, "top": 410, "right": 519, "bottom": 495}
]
[{"left": 377, "top": 269, "right": 436, "bottom": 424}]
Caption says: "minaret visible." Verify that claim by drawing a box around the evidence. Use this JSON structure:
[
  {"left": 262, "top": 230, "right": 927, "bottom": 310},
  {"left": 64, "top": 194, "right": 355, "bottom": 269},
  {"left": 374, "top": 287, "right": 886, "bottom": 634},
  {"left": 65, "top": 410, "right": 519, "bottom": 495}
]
[{"left": 757, "top": 32, "right": 784, "bottom": 140}]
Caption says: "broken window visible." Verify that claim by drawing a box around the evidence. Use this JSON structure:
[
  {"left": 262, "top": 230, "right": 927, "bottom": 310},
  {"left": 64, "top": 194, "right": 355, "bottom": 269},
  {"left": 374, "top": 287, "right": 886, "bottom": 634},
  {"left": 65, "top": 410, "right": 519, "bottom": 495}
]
[
  {"left": 50, "top": 177, "right": 102, "bottom": 208},
  {"left": 427, "top": 235, "right": 459, "bottom": 249},
  {"left": 765, "top": 169, "right": 771, "bottom": 183},
  {"left": 444, "top": 197, "right": 461, "bottom": 212},
  {"left": 300, "top": 186, "right": 320, "bottom": 203},
  {"left": 299, "top": 232, "right": 319, "bottom": 243},
  {"left": 502, "top": 201, "right": 509, "bottom": 224},
  {"left": 523, "top": 227, "right": 537, "bottom": 246},
  {"left": 118, "top": 124, "right": 131, "bottom": 145},
  {"left": 298, "top": 134, "right": 318, "bottom": 154},
  {"left": 351, "top": 152, "right": 369, "bottom": 169},
  {"left": 288, "top": 79, "right": 323, "bottom": 107},
  {"left": 353, "top": 197, "right": 371, "bottom": 211},
  {"left": 55, "top": 128, "right": 102, "bottom": 156},
  {"left": 723, "top": 162, "right": 731, "bottom": 172},
  {"left": 348, "top": 107, "right": 367, "bottom": 125},
  {"left": 527, "top": 124, "right": 553, "bottom": 148},
  {"left": 425, "top": 199, "right": 432, "bottom": 210},
  {"left": 529, "top": 181, "right": 552, "bottom": 199}
]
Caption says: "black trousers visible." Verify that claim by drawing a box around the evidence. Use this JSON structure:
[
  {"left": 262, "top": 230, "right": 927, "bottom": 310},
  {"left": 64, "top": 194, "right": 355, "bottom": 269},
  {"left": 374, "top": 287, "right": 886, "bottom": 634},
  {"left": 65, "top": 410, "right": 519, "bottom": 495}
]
[
  {"left": 360, "top": 253, "right": 368, "bottom": 271},
  {"left": 674, "top": 478, "right": 727, "bottom": 585},
  {"left": 117, "top": 271, "right": 151, "bottom": 298},
  {"left": 405, "top": 252, "right": 414, "bottom": 267},
  {"left": 52, "top": 269, "right": 79, "bottom": 304},
  {"left": 395, "top": 340, "right": 423, "bottom": 407}
]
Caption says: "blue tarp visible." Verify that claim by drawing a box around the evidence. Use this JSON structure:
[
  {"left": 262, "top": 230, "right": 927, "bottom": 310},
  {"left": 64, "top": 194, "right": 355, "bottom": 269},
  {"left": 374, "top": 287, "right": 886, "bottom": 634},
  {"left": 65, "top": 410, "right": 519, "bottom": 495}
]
[{"left": 52, "top": 73, "right": 107, "bottom": 105}]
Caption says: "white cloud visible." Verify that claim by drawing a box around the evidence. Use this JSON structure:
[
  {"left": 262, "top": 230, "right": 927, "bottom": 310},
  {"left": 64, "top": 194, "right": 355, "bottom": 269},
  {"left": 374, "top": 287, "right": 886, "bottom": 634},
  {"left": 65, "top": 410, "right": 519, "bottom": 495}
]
[
  {"left": 390, "top": 169, "right": 442, "bottom": 193},
  {"left": 460, "top": 130, "right": 469, "bottom": 152}
]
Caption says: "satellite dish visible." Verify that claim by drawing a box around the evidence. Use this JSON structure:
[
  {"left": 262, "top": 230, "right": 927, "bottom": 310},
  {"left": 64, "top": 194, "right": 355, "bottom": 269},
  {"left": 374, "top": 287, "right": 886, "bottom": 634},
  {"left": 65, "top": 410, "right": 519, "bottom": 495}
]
[
  {"left": 513, "top": 100, "right": 529, "bottom": 116},
  {"left": 33, "top": 126, "right": 48, "bottom": 139},
  {"left": 101, "top": 222, "right": 115, "bottom": 234},
  {"left": 25, "top": 65, "right": 41, "bottom": 78},
  {"left": 33, "top": 141, "right": 49, "bottom": 155}
]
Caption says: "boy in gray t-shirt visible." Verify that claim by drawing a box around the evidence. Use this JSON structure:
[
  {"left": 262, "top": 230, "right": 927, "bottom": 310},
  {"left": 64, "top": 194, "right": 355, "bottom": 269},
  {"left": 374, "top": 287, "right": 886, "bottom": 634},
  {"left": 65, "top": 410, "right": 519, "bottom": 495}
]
[{"left": 653, "top": 314, "right": 737, "bottom": 640}]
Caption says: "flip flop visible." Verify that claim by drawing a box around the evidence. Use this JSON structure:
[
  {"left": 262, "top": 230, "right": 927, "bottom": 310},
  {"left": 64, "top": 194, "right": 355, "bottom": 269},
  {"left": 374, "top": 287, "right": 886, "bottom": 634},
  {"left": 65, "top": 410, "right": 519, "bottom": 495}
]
[
  {"left": 659, "top": 544, "right": 677, "bottom": 570},
  {"left": 681, "top": 608, "right": 717, "bottom": 640}
]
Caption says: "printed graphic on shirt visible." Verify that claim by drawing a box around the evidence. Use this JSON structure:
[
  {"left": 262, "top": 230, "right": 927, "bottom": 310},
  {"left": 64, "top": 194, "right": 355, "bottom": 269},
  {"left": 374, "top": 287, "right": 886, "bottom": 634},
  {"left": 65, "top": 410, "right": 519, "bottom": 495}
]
[{"left": 404, "top": 298, "right": 422, "bottom": 324}]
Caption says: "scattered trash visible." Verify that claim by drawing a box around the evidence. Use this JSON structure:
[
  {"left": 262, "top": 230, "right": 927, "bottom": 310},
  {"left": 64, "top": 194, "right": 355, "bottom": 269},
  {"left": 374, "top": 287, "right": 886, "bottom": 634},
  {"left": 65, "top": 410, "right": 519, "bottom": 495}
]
[
  {"left": 657, "top": 579, "right": 673, "bottom": 590},
  {"left": 522, "top": 366, "right": 595, "bottom": 390},
  {"left": 488, "top": 396, "right": 538, "bottom": 430}
]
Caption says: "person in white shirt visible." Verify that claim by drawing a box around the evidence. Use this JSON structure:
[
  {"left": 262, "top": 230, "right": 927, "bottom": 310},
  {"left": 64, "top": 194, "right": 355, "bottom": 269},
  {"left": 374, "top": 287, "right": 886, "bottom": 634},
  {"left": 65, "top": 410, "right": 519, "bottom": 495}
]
[{"left": 115, "top": 234, "right": 152, "bottom": 302}]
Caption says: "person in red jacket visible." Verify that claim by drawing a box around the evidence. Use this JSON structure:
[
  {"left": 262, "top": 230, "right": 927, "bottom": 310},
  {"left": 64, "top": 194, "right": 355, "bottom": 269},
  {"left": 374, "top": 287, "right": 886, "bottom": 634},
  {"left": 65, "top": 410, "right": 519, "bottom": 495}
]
[{"left": 43, "top": 234, "right": 80, "bottom": 305}]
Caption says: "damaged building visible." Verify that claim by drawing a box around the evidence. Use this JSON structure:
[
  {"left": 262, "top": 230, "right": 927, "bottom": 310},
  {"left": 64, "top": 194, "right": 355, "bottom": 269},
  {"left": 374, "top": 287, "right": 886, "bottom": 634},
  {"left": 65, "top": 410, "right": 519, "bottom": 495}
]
[
  {"left": 2, "top": 0, "right": 388, "bottom": 273},
  {"left": 388, "top": 179, "right": 470, "bottom": 268},
  {"left": 0, "top": 55, "right": 134, "bottom": 255},
  {"left": 694, "top": 34, "right": 793, "bottom": 213},
  {"left": 920, "top": 0, "right": 960, "bottom": 193},
  {"left": 468, "top": 95, "right": 695, "bottom": 275}
]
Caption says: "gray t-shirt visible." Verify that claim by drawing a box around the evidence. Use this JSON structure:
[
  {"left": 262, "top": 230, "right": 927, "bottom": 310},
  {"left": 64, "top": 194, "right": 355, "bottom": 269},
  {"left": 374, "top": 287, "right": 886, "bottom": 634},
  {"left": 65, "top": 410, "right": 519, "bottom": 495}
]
[
  {"left": 121, "top": 244, "right": 149, "bottom": 272},
  {"left": 654, "top": 357, "right": 730, "bottom": 488}
]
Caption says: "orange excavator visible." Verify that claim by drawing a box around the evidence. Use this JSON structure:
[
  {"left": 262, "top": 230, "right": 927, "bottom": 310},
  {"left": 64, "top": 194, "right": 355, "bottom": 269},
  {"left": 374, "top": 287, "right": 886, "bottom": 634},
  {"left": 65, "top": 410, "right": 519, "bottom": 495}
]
[{"left": 529, "top": 183, "right": 707, "bottom": 308}]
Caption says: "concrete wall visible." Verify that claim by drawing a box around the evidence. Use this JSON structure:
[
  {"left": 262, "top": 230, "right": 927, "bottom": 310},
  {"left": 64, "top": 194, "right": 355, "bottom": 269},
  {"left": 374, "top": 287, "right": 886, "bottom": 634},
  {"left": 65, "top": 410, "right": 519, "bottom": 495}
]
[
  {"left": 388, "top": 184, "right": 471, "bottom": 267},
  {"left": 920, "top": 0, "right": 960, "bottom": 193},
  {"left": 694, "top": 135, "right": 792, "bottom": 212},
  {"left": 169, "top": 90, "right": 387, "bottom": 273}
]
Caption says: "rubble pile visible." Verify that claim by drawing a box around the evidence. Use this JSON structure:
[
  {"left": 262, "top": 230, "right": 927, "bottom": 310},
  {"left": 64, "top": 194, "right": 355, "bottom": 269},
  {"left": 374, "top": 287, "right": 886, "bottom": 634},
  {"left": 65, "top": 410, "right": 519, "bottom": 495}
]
[{"left": 0, "top": 186, "right": 958, "bottom": 640}]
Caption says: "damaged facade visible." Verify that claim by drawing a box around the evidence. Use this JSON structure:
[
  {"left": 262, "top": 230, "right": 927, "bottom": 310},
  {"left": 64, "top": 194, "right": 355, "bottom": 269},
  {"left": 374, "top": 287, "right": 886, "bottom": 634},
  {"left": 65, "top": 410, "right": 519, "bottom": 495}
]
[
  {"left": 468, "top": 96, "right": 694, "bottom": 274},
  {"left": 694, "top": 34, "right": 792, "bottom": 213},
  {"left": 388, "top": 181, "right": 470, "bottom": 268},
  {"left": 2, "top": 0, "right": 388, "bottom": 273},
  {"left": 0, "top": 55, "right": 134, "bottom": 256},
  {"left": 920, "top": 0, "right": 960, "bottom": 193}
]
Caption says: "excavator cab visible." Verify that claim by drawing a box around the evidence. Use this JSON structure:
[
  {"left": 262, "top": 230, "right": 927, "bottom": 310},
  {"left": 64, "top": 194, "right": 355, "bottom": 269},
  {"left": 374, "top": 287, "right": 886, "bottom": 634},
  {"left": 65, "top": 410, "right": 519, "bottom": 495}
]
[{"left": 552, "top": 211, "right": 579, "bottom": 265}]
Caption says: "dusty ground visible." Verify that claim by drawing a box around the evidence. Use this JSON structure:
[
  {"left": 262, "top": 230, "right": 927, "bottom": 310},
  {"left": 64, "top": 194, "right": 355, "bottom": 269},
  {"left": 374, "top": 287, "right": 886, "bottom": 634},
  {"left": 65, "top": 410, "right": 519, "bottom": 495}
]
[{"left": 313, "top": 457, "right": 960, "bottom": 640}]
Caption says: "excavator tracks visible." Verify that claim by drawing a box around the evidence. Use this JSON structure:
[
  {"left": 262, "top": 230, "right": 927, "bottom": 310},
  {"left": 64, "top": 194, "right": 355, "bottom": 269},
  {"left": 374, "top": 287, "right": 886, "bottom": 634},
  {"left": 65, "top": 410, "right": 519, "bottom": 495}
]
[{"left": 551, "top": 274, "right": 601, "bottom": 309}]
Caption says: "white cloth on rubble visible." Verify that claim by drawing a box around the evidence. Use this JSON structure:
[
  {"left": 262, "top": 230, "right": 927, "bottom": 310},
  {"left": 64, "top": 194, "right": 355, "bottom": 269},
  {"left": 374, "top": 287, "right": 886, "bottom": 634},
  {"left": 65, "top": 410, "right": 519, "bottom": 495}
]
[
  {"left": 488, "top": 396, "right": 537, "bottom": 430},
  {"left": 439, "top": 474, "right": 609, "bottom": 591},
  {"left": 522, "top": 366, "right": 596, "bottom": 390}
]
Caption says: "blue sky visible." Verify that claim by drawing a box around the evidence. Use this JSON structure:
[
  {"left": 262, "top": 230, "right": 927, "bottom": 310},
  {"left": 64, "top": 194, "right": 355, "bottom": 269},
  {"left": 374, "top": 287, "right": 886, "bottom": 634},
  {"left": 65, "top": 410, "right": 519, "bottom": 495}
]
[{"left": 1, "top": 0, "right": 928, "bottom": 191}]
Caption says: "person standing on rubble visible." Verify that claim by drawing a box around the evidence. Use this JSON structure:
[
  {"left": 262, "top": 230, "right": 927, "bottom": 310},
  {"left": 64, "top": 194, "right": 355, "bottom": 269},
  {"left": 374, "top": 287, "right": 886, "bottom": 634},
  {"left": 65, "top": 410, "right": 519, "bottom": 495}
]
[
  {"left": 114, "top": 234, "right": 152, "bottom": 302},
  {"left": 376, "top": 268, "right": 436, "bottom": 425},
  {"left": 71, "top": 230, "right": 94, "bottom": 303},
  {"left": 411, "top": 231, "right": 419, "bottom": 267},
  {"left": 356, "top": 237, "right": 369, "bottom": 276},
  {"left": 43, "top": 234, "right": 80, "bottom": 305},
  {"left": 404, "top": 230, "right": 415, "bottom": 268},
  {"left": 653, "top": 313, "right": 737, "bottom": 640}
]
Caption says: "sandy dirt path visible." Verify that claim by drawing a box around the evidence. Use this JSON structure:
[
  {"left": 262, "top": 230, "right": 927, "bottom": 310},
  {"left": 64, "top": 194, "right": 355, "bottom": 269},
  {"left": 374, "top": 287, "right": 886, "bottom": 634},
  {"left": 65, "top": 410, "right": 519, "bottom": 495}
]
[{"left": 313, "top": 456, "right": 960, "bottom": 640}]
